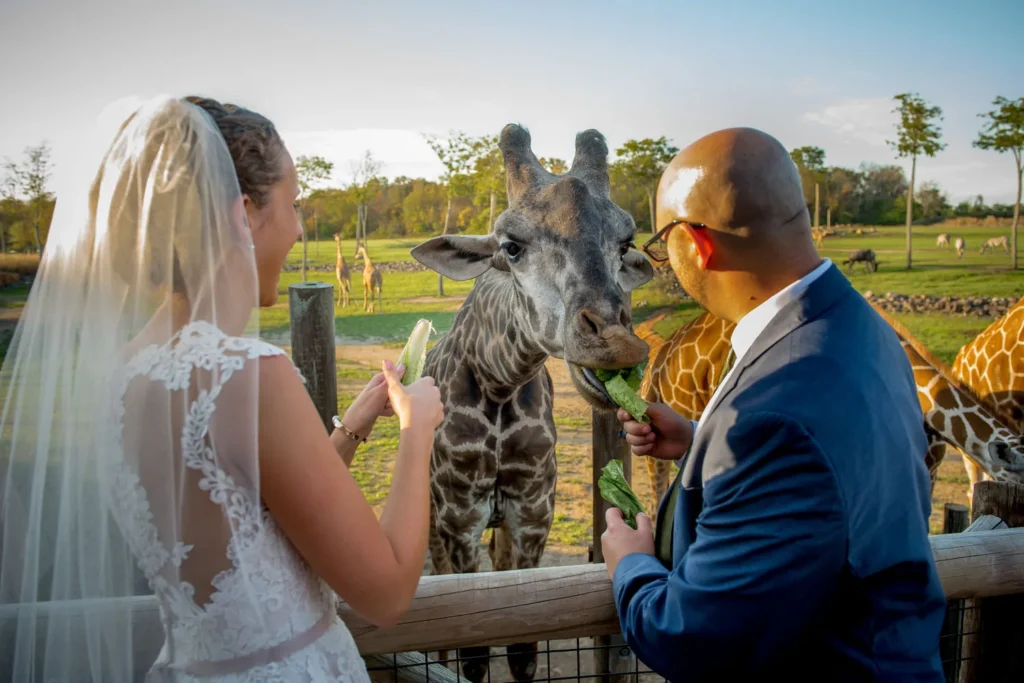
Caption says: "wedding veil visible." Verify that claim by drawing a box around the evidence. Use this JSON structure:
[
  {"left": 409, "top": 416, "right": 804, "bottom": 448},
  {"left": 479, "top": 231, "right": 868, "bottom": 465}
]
[{"left": 0, "top": 95, "right": 267, "bottom": 682}]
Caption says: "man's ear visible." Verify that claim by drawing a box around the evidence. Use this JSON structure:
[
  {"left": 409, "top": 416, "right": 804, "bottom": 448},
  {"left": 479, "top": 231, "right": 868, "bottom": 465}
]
[
  {"left": 410, "top": 234, "right": 500, "bottom": 281},
  {"left": 619, "top": 250, "right": 654, "bottom": 291},
  {"left": 683, "top": 224, "right": 714, "bottom": 269}
]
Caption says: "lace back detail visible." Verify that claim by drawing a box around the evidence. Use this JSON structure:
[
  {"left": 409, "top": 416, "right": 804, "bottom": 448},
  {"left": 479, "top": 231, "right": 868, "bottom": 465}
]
[{"left": 103, "top": 321, "right": 368, "bottom": 682}]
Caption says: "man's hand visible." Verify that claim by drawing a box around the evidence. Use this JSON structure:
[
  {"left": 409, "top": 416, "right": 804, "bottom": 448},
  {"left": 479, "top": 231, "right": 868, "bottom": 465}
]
[
  {"left": 601, "top": 507, "right": 655, "bottom": 578},
  {"left": 617, "top": 403, "right": 693, "bottom": 460}
]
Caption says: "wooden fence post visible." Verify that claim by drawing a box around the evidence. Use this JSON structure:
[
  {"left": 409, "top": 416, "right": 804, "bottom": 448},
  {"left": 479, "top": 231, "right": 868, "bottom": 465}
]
[
  {"left": 288, "top": 281, "right": 337, "bottom": 434},
  {"left": 591, "top": 406, "right": 635, "bottom": 681},
  {"left": 959, "top": 481, "right": 1024, "bottom": 683},
  {"left": 940, "top": 504, "right": 969, "bottom": 682}
]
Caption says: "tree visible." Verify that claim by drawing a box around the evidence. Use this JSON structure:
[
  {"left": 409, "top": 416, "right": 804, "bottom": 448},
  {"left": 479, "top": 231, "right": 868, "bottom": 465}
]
[
  {"left": 790, "top": 146, "right": 827, "bottom": 227},
  {"left": 295, "top": 154, "right": 334, "bottom": 281},
  {"left": 471, "top": 135, "right": 505, "bottom": 233},
  {"left": 824, "top": 167, "right": 863, "bottom": 226},
  {"left": 614, "top": 137, "right": 678, "bottom": 236},
  {"left": 916, "top": 181, "right": 949, "bottom": 220},
  {"left": 348, "top": 150, "right": 382, "bottom": 253},
  {"left": 888, "top": 93, "right": 945, "bottom": 269},
  {"left": 4, "top": 143, "right": 53, "bottom": 253},
  {"left": 1, "top": 160, "right": 20, "bottom": 253},
  {"left": 424, "top": 130, "right": 475, "bottom": 295},
  {"left": 974, "top": 95, "right": 1023, "bottom": 269},
  {"left": 539, "top": 157, "right": 568, "bottom": 175}
]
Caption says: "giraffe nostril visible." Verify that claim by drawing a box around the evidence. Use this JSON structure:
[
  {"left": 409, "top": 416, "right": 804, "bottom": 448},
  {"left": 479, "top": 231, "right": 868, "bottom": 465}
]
[
  {"left": 579, "top": 310, "right": 602, "bottom": 337},
  {"left": 619, "top": 309, "right": 631, "bottom": 329}
]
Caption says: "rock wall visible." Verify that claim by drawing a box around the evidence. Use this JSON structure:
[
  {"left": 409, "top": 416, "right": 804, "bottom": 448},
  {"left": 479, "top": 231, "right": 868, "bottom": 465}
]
[
  {"left": 282, "top": 261, "right": 429, "bottom": 275},
  {"left": 862, "top": 292, "right": 1018, "bottom": 318}
]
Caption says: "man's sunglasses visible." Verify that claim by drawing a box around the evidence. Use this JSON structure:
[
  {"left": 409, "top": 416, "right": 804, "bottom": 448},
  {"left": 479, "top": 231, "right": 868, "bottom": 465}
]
[{"left": 641, "top": 219, "right": 707, "bottom": 262}]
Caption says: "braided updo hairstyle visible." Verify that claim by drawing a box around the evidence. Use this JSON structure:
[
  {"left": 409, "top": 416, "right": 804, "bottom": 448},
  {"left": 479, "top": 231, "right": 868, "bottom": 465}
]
[
  {"left": 89, "top": 96, "right": 286, "bottom": 294},
  {"left": 184, "top": 96, "right": 286, "bottom": 209}
]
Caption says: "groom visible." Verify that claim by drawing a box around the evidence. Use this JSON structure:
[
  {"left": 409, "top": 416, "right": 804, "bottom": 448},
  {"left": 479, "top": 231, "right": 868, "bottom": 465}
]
[{"left": 602, "top": 128, "right": 946, "bottom": 681}]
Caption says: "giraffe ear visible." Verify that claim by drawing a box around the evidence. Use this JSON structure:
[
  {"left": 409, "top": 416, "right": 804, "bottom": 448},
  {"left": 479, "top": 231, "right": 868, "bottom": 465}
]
[
  {"left": 411, "top": 234, "right": 500, "bottom": 281},
  {"left": 618, "top": 249, "right": 655, "bottom": 291}
]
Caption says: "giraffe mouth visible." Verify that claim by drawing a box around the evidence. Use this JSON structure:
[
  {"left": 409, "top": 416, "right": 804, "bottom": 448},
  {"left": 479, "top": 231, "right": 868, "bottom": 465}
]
[{"left": 567, "top": 363, "right": 617, "bottom": 409}]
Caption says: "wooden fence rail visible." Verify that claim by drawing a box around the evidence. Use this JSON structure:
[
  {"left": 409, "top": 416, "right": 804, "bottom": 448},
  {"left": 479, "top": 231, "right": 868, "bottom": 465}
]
[{"left": 4, "top": 528, "right": 1023, "bottom": 668}]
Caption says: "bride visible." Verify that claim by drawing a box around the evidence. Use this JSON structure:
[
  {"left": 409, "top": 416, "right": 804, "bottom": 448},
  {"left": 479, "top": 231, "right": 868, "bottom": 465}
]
[{"left": 0, "top": 95, "right": 443, "bottom": 682}]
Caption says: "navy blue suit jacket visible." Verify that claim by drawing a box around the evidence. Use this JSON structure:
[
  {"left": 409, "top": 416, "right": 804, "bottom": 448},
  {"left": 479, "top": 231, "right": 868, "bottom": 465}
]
[{"left": 612, "top": 264, "right": 946, "bottom": 682}]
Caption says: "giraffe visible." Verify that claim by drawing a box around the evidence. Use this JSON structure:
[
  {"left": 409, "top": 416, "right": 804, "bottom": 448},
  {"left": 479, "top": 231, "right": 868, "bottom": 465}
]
[
  {"left": 812, "top": 228, "right": 825, "bottom": 250},
  {"left": 333, "top": 233, "right": 351, "bottom": 307},
  {"left": 409, "top": 123, "right": 653, "bottom": 683},
  {"left": 637, "top": 306, "right": 1024, "bottom": 519},
  {"left": 951, "top": 295, "right": 1024, "bottom": 506},
  {"left": 979, "top": 235, "right": 1010, "bottom": 255},
  {"left": 355, "top": 245, "right": 382, "bottom": 313}
]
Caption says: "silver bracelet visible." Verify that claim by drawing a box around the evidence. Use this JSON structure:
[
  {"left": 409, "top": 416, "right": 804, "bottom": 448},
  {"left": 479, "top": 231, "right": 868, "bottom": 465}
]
[{"left": 332, "top": 415, "right": 366, "bottom": 443}]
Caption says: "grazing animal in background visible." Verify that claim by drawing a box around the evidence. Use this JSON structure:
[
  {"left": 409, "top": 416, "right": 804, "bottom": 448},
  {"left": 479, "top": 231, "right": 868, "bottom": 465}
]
[
  {"left": 979, "top": 235, "right": 1010, "bottom": 255},
  {"left": 955, "top": 236, "right": 966, "bottom": 258},
  {"left": 936, "top": 233, "right": 950, "bottom": 248},
  {"left": 409, "top": 123, "right": 653, "bottom": 683},
  {"left": 333, "top": 233, "right": 351, "bottom": 307},
  {"left": 355, "top": 245, "right": 382, "bottom": 313},
  {"left": 843, "top": 248, "right": 877, "bottom": 273}
]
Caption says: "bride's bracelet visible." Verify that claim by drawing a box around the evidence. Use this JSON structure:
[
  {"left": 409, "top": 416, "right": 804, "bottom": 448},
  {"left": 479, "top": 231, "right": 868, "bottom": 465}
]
[{"left": 332, "top": 415, "right": 367, "bottom": 444}]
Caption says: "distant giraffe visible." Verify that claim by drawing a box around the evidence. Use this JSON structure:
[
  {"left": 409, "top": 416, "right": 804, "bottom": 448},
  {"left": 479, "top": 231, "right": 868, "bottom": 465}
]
[
  {"left": 333, "top": 233, "right": 351, "bottom": 307},
  {"left": 636, "top": 307, "right": 1024, "bottom": 518},
  {"left": 812, "top": 228, "right": 825, "bottom": 250},
  {"left": 951, "top": 295, "right": 1024, "bottom": 507},
  {"left": 979, "top": 235, "right": 1010, "bottom": 255},
  {"left": 355, "top": 245, "right": 382, "bottom": 313}
]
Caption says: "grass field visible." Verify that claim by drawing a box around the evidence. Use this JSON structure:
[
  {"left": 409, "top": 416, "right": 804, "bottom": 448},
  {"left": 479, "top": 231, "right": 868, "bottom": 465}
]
[{"left": 0, "top": 222, "right": 1019, "bottom": 551}]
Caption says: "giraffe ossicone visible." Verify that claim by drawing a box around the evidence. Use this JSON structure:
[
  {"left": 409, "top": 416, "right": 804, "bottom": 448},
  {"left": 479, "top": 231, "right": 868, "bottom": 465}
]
[{"left": 408, "top": 123, "right": 654, "bottom": 683}]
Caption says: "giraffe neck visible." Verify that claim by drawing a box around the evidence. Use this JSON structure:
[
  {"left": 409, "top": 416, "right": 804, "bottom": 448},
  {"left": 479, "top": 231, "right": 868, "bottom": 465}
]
[
  {"left": 439, "top": 270, "right": 549, "bottom": 403},
  {"left": 902, "top": 340, "right": 1017, "bottom": 469}
]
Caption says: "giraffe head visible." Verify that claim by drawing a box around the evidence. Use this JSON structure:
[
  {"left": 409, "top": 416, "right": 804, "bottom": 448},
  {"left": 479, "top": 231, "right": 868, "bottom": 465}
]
[
  {"left": 984, "top": 433, "right": 1024, "bottom": 480},
  {"left": 411, "top": 124, "right": 654, "bottom": 409}
]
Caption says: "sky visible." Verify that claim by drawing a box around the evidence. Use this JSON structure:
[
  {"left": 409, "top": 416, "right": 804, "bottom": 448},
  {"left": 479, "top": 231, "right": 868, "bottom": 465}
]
[{"left": 1, "top": 0, "right": 1022, "bottom": 205}]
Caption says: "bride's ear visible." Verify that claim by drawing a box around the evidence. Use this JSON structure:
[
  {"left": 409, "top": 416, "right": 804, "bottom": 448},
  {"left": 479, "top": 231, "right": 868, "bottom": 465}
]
[{"left": 238, "top": 194, "right": 257, "bottom": 240}]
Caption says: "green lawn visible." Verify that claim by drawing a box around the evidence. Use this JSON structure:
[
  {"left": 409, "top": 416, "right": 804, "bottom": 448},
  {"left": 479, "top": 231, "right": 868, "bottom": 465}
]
[{"left": 265, "top": 225, "right": 1021, "bottom": 363}]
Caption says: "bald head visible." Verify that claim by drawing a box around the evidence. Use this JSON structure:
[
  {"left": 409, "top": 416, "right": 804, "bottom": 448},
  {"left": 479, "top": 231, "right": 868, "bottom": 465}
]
[
  {"left": 654, "top": 127, "right": 823, "bottom": 323},
  {"left": 657, "top": 127, "right": 809, "bottom": 237}
]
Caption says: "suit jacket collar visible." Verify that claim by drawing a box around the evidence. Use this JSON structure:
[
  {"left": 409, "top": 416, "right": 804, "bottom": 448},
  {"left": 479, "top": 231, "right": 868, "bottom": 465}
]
[{"left": 700, "top": 262, "right": 852, "bottom": 426}]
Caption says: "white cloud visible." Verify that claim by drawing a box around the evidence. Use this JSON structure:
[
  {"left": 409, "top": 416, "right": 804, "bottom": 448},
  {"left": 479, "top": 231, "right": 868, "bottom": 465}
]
[
  {"left": 802, "top": 97, "right": 895, "bottom": 147},
  {"left": 280, "top": 128, "right": 446, "bottom": 188}
]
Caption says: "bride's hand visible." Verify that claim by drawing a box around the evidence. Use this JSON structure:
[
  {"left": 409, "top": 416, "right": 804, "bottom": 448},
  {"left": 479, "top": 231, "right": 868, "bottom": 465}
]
[{"left": 341, "top": 364, "right": 406, "bottom": 439}]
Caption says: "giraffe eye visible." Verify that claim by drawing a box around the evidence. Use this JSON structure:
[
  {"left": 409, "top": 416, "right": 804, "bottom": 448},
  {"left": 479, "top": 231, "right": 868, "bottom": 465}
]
[{"left": 501, "top": 241, "right": 523, "bottom": 262}]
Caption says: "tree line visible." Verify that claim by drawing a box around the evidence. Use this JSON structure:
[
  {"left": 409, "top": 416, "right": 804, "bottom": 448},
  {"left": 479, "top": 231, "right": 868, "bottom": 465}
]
[{"left": 2, "top": 95, "right": 1020, "bottom": 271}]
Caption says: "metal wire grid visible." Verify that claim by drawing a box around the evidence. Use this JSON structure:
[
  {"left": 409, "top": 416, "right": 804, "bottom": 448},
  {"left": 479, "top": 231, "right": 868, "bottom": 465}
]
[{"left": 363, "top": 599, "right": 989, "bottom": 683}]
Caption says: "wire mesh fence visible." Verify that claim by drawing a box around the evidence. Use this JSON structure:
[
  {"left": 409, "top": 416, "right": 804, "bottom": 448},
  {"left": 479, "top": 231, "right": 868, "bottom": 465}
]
[
  {"left": 364, "top": 636, "right": 664, "bottom": 683},
  {"left": 362, "top": 599, "right": 995, "bottom": 683}
]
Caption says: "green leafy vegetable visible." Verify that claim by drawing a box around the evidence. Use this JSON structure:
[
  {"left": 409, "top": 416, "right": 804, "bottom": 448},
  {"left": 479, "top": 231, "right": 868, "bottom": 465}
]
[
  {"left": 596, "top": 360, "right": 649, "bottom": 423},
  {"left": 598, "top": 459, "right": 646, "bottom": 529},
  {"left": 396, "top": 319, "right": 435, "bottom": 386}
]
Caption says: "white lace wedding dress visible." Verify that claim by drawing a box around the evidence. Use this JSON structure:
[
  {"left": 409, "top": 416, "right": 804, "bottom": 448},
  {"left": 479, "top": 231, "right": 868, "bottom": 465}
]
[{"left": 106, "top": 321, "right": 372, "bottom": 682}]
